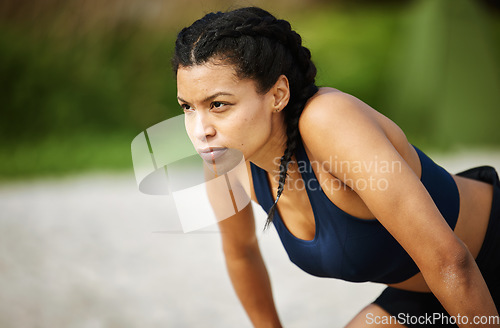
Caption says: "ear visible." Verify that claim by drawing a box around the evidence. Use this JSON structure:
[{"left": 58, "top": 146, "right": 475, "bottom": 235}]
[{"left": 271, "top": 75, "right": 290, "bottom": 113}]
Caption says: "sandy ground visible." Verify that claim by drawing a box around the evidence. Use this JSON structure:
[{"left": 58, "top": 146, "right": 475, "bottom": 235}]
[{"left": 1, "top": 149, "right": 500, "bottom": 328}]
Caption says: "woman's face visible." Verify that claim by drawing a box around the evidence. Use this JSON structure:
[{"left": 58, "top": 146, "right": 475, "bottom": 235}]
[{"left": 177, "top": 62, "right": 278, "bottom": 168}]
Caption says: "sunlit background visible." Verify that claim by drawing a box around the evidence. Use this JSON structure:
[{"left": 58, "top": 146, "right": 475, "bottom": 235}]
[
  {"left": 1, "top": 0, "right": 500, "bottom": 327},
  {"left": 1, "top": 0, "right": 499, "bottom": 180}
]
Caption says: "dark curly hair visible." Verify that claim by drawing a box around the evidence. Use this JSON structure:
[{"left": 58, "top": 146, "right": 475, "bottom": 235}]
[{"left": 172, "top": 7, "right": 318, "bottom": 230}]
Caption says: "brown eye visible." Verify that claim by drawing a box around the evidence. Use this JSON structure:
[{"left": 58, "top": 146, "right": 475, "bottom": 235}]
[
  {"left": 211, "top": 101, "right": 224, "bottom": 109},
  {"left": 181, "top": 104, "right": 193, "bottom": 112}
]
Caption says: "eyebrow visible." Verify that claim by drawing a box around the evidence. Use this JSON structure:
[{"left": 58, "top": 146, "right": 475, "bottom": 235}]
[{"left": 177, "top": 92, "right": 235, "bottom": 104}]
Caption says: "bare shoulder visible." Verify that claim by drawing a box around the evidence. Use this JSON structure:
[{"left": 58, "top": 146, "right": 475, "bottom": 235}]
[
  {"left": 300, "top": 87, "right": 380, "bottom": 135},
  {"left": 299, "top": 87, "right": 412, "bottom": 160}
]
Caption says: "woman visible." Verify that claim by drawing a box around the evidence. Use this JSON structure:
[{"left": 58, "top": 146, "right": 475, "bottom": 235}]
[{"left": 171, "top": 7, "right": 500, "bottom": 327}]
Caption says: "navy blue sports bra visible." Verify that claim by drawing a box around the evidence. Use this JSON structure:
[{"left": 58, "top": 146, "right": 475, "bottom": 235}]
[{"left": 250, "top": 142, "right": 460, "bottom": 284}]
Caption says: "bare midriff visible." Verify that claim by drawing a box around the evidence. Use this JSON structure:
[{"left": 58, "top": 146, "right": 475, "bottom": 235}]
[{"left": 388, "top": 174, "right": 494, "bottom": 292}]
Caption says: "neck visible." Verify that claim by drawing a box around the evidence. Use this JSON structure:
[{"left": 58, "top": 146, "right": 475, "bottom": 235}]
[{"left": 248, "top": 114, "right": 289, "bottom": 176}]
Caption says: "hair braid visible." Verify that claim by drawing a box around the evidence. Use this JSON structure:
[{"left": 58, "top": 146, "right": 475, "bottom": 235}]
[
  {"left": 264, "top": 43, "right": 318, "bottom": 230},
  {"left": 264, "top": 84, "right": 318, "bottom": 230},
  {"left": 172, "top": 7, "right": 318, "bottom": 231}
]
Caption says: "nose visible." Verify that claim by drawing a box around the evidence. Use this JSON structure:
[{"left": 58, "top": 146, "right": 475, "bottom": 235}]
[{"left": 191, "top": 112, "right": 216, "bottom": 142}]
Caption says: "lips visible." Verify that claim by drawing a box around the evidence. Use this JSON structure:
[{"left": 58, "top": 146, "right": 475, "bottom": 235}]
[{"left": 197, "top": 147, "right": 228, "bottom": 162}]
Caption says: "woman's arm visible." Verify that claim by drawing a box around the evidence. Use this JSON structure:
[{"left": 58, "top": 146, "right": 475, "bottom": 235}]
[
  {"left": 218, "top": 203, "right": 282, "bottom": 328},
  {"left": 300, "top": 90, "right": 499, "bottom": 327},
  {"left": 205, "top": 162, "right": 282, "bottom": 327}
]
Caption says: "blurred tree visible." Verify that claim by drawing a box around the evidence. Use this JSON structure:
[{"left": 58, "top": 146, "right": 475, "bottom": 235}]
[
  {"left": 0, "top": 0, "right": 498, "bottom": 179},
  {"left": 384, "top": 0, "right": 500, "bottom": 148}
]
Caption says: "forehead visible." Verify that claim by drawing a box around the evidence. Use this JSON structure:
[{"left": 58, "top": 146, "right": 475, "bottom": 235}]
[
  {"left": 176, "top": 63, "right": 257, "bottom": 99},
  {"left": 177, "top": 63, "right": 238, "bottom": 85}
]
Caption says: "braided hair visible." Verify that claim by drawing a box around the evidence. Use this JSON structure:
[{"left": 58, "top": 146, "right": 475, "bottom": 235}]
[{"left": 172, "top": 7, "right": 318, "bottom": 230}]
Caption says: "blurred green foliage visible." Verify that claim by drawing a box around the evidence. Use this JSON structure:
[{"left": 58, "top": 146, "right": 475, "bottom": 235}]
[
  {"left": 0, "top": 25, "right": 177, "bottom": 141},
  {"left": 0, "top": 0, "right": 499, "bottom": 180},
  {"left": 382, "top": 0, "right": 500, "bottom": 148},
  {"left": 0, "top": 15, "right": 179, "bottom": 179}
]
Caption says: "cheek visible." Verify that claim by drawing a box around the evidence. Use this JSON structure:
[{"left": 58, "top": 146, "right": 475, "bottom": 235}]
[
  {"left": 234, "top": 110, "right": 272, "bottom": 146},
  {"left": 184, "top": 116, "right": 197, "bottom": 144},
  {"left": 219, "top": 98, "right": 272, "bottom": 149},
  {"left": 242, "top": 99, "right": 272, "bottom": 127},
  {"left": 235, "top": 109, "right": 267, "bottom": 133}
]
